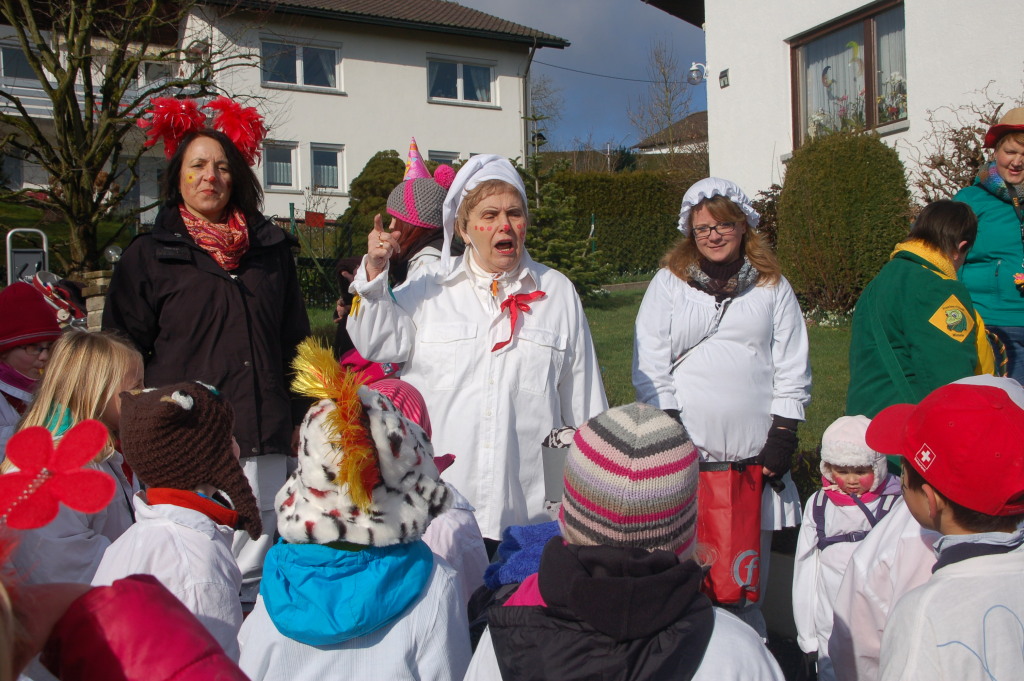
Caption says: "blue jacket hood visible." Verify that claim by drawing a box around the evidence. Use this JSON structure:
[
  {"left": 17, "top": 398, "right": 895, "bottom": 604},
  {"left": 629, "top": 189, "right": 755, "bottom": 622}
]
[{"left": 260, "top": 540, "right": 433, "bottom": 646}]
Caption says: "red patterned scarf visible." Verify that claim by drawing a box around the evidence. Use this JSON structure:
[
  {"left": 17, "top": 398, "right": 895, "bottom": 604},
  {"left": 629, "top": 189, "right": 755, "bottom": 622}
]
[{"left": 179, "top": 204, "right": 250, "bottom": 270}]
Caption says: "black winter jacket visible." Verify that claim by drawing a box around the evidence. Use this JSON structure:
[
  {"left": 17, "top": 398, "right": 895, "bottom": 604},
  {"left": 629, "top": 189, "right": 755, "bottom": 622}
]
[
  {"left": 489, "top": 539, "right": 715, "bottom": 681},
  {"left": 103, "top": 203, "right": 310, "bottom": 457}
]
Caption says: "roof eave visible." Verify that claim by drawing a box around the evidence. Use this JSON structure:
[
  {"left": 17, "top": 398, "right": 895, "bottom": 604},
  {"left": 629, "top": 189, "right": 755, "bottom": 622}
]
[{"left": 205, "top": 0, "right": 569, "bottom": 49}]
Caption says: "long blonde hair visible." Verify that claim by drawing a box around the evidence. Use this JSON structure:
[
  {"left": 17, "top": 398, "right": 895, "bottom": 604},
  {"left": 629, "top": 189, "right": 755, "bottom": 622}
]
[
  {"left": 662, "top": 195, "right": 781, "bottom": 286},
  {"left": 12, "top": 331, "right": 141, "bottom": 466}
]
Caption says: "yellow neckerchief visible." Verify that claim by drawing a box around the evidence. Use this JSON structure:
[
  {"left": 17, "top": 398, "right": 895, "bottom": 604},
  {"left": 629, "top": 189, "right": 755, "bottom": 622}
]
[
  {"left": 892, "top": 239, "right": 996, "bottom": 375},
  {"left": 891, "top": 238, "right": 957, "bottom": 280}
]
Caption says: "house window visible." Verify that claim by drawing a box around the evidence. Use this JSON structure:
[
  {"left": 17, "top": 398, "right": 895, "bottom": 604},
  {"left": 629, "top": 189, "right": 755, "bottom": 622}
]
[
  {"left": 261, "top": 40, "right": 339, "bottom": 89},
  {"left": 428, "top": 59, "right": 493, "bottom": 104},
  {"left": 264, "top": 143, "right": 297, "bottom": 189},
  {"left": 311, "top": 146, "right": 343, "bottom": 190},
  {"left": 1, "top": 46, "right": 34, "bottom": 80},
  {"left": 142, "top": 61, "right": 175, "bottom": 84},
  {"left": 791, "top": 1, "right": 906, "bottom": 145},
  {"left": 428, "top": 150, "right": 459, "bottom": 166}
]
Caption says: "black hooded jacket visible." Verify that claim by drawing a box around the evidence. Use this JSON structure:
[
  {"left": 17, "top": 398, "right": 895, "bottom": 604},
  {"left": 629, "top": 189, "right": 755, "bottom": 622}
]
[
  {"left": 489, "top": 538, "right": 715, "bottom": 681},
  {"left": 103, "top": 203, "right": 310, "bottom": 457}
]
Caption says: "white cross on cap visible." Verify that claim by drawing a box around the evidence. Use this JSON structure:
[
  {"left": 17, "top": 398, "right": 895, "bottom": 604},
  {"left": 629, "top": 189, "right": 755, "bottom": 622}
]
[{"left": 915, "top": 444, "right": 936, "bottom": 471}]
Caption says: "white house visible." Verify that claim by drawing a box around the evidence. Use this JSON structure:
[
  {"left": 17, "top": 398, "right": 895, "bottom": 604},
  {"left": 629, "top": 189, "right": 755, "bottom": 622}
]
[
  {"left": 1, "top": 1, "right": 567, "bottom": 224},
  {"left": 646, "top": 0, "right": 1023, "bottom": 198}
]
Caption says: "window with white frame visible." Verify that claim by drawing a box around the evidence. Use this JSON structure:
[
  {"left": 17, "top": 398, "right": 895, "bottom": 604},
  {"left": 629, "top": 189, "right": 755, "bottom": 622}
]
[
  {"left": 790, "top": 1, "right": 906, "bottom": 146},
  {"left": 310, "top": 145, "right": 343, "bottom": 191},
  {"left": 428, "top": 150, "right": 459, "bottom": 166},
  {"left": 264, "top": 143, "right": 298, "bottom": 189},
  {"left": 142, "top": 61, "right": 175, "bottom": 85},
  {"left": 427, "top": 58, "right": 494, "bottom": 104},
  {"left": 261, "top": 40, "right": 339, "bottom": 90},
  {"left": 1, "top": 45, "right": 33, "bottom": 79}
]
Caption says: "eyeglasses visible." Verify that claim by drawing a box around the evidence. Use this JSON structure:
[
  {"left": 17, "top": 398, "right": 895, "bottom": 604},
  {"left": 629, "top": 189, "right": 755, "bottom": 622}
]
[
  {"left": 20, "top": 343, "right": 53, "bottom": 357},
  {"left": 692, "top": 221, "right": 740, "bottom": 238}
]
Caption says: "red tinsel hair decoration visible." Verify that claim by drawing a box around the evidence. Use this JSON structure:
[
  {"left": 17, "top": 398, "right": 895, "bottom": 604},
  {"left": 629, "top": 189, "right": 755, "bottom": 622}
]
[
  {"left": 0, "top": 420, "right": 116, "bottom": 530},
  {"left": 137, "top": 97, "right": 207, "bottom": 159},
  {"left": 206, "top": 96, "right": 267, "bottom": 166}
]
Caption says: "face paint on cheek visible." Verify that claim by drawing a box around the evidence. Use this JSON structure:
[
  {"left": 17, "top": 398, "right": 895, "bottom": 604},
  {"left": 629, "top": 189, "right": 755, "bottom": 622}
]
[
  {"left": 859, "top": 473, "right": 874, "bottom": 490},
  {"left": 185, "top": 173, "right": 196, "bottom": 184}
]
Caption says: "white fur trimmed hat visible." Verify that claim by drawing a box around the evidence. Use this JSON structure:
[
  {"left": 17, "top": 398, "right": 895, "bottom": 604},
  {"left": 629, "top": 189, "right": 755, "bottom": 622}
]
[
  {"left": 820, "top": 415, "right": 887, "bottom": 492},
  {"left": 677, "top": 177, "right": 760, "bottom": 236},
  {"left": 278, "top": 340, "right": 451, "bottom": 546}
]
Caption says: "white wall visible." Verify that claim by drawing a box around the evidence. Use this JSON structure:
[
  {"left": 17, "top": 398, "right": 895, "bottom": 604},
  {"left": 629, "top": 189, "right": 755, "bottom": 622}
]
[
  {"left": 206, "top": 8, "right": 534, "bottom": 220},
  {"left": 703, "top": 0, "right": 1023, "bottom": 199}
]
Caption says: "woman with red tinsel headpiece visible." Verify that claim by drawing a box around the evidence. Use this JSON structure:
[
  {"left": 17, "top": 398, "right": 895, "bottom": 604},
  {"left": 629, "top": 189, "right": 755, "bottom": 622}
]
[{"left": 102, "top": 97, "right": 310, "bottom": 610}]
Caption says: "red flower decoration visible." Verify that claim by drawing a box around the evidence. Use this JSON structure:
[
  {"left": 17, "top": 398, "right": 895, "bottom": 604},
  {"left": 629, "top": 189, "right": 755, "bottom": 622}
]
[
  {"left": 0, "top": 420, "right": 116, "bottom": 529},
  {"left": 137, "top": 97, "right": 208, "bottom": 159},
  {"left": 206, "top": 96, "right": 267, "bottom": 166}
]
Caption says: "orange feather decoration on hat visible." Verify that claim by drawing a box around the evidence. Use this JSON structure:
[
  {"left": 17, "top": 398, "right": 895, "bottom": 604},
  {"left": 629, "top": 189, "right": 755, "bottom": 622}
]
[{"left": 290, "top": 338, "right": 380, "bottom": 511}]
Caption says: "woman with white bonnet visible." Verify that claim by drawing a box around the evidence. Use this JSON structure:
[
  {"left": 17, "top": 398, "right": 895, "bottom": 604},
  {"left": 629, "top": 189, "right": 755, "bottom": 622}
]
[
  {"left": 632, "top": 177, "right": 811, "bottom": 636},
  {"left": 347, "top": 154, "right": 607, "bottom": 546}
]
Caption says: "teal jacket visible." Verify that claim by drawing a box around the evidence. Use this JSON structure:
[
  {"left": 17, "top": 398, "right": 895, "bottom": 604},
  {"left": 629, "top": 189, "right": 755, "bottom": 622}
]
[
  {"left": 956, "top": 183, "right": 1024, "bottom": 327},
  {"left": 847, "top": 241, "right": 981, "bottom": 417}
]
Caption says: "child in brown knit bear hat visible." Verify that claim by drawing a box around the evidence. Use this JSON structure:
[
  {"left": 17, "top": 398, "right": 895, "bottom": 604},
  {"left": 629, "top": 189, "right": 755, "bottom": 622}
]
[{"left": 92, "top": 381, "right": 260, "bottom": 660}]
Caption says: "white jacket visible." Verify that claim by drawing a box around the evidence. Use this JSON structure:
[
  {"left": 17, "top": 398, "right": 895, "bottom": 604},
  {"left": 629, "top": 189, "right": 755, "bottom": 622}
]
[
  {"left": 421, "top": 483, "right": 488, "bottom": 613},
  {"left": 10, "top": 452, "right": 138, "bottom": 584},
  {"left": 348, "top": 252, "right": 607, "bottom": 539},
  {"left": 880, "top": 535, "right": 1024, "bottom": 681},
  {"left": 792, "top": 486, "right": 899, "bottom": 681},
  {"left": 465, "top": 607, "right": 786, "bottom": 681},
  {"left": 633, "top": 268, "right": 811, "bottom": 529},
  {"left": 237, "top": 555, "right": 471, "bottom": 681},
  {"left": 91, "top": 492, "right": 243, "bottom": 660},
  {"left": 829, "top": 499, "right": 939, "bottom": 681},
  {"left": 0, "top": 378, "right": 31, "bottom": 463}
]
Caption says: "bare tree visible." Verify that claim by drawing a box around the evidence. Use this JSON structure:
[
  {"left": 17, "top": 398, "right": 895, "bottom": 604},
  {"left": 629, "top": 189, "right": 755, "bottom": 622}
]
[
  {"left": 628, "top": 40, "right": 708, "bottom": 184},
  {"left": 0, "top": 0, "right": 257, "bottom": 272}
]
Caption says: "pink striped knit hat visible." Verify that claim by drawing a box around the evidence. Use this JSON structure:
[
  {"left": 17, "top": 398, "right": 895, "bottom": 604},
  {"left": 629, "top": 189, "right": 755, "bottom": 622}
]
[{"left": 559, "top": 403, "right": 699, "bottom": 559}]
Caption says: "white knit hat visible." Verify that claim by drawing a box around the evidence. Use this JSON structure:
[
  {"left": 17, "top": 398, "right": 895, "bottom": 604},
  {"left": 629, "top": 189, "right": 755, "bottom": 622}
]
[
  {"left": 677, "top": 177, "right": 760, "bottom": 236},
  {"left": 440, "top": 154, "right": 528, "bottom": 273},
  {"left": 820, "top": 415, "right": 887, "bottom": 492}
]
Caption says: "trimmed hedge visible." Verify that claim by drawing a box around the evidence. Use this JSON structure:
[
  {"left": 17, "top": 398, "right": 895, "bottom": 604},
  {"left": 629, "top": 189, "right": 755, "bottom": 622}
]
[
  {"left": 553, "top": 172, "right": 681, "bottom": 274},
  {"left": 777, "top": 132, "right": 913, "bottom": 312}
]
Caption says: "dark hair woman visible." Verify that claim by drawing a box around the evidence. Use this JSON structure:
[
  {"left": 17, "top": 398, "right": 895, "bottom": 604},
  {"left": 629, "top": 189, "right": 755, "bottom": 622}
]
[
  {"left": 847, "top": 198, "right": 993, "bottom": 417},
  {"left": 102, "top": 97, "right": 310, "bottom": 609}
]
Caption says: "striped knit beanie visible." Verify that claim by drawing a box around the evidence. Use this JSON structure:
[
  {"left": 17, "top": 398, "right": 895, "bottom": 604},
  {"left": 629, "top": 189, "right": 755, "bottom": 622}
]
[{"left": 559, "top": 402, "right": 699, "bottom": 559}]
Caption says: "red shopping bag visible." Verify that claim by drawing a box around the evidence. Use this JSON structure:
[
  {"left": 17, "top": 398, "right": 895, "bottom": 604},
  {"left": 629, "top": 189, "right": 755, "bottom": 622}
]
[{"left": 696, "top": 460, "right": 764, "bottom": 606}]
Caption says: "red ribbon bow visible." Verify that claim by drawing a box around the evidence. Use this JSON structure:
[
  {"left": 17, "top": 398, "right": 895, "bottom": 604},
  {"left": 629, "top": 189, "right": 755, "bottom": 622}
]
[
  {"left": 0, "top": 420, "right": 116, "bottom": 530},
  {"left": 491, "top": 290, "right": 546, "bottom": 352}
]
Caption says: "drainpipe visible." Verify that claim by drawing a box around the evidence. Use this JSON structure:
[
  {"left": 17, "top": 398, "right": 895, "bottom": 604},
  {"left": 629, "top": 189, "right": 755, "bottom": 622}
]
[{"left": 522, "top": 39, "right": 538, "bottom": 163}]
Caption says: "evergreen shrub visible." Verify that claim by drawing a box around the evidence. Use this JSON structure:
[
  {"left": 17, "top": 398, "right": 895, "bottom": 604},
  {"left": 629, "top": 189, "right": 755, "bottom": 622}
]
[{"left": 777, "top": 131, "right": 913, "bottom": 312}]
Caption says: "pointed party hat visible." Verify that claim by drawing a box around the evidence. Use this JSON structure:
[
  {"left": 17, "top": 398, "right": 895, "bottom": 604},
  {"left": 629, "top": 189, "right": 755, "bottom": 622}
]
[{"left": 403, "top": 137, "right": 431, "bottom": 180}]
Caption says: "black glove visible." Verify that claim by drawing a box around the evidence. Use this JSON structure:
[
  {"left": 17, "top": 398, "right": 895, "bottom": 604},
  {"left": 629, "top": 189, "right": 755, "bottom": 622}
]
[
  {"left": 756, "top": 415, "right": 799, "bottom": 478},
  {"left": 797, "top": 651, "right": 818, "bottom": 681},
  {"left": 662, "top": 408, "right": 683, "bottom": 424}
]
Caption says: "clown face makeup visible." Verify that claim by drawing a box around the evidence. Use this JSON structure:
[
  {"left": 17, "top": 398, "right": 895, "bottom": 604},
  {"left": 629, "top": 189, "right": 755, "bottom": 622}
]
[{"left": 829, "top": 465, "right": 875, "bottom": 497}]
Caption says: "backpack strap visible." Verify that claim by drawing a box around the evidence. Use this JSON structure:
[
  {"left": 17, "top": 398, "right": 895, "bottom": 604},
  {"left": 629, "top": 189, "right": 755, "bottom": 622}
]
[{"left": 815, "top": 493, "right": 899, "bottom": 551}]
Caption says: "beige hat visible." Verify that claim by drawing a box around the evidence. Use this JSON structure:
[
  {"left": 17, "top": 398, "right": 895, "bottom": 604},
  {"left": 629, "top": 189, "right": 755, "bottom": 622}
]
[{"left": 983, "top": 107, "right": 1024, "bottom": 148}]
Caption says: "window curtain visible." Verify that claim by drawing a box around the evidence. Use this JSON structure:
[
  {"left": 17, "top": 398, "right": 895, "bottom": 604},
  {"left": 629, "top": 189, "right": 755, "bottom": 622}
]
[
  {"left": 262, "top": 42, "right": 296, "bottom": 84},
  {"left": 303, "top": 48, "right": 336, "bottom": 88},
  {"left": 801, "top": 23, "right": 865, "bottom": 141},
  {"left": 312, "top": 150, "right": 338, "bottom": 188},
  {"left": 429, "top": 61, "right": 457, "bottom": 99},
  {"left": 266, "top": 148, "right": 292, "bottom": 186},
  {"left": 875, "top": 7, "right": 907, "bottom": 124},
  {"left": 463, "top": 65, "right": 491, "bottom": 102}
]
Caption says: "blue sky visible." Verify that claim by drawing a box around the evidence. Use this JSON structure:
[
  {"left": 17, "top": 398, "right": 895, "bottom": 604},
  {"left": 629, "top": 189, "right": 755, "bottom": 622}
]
[{"left": 456, "top": 0, "right": 707, "bottom": 150}]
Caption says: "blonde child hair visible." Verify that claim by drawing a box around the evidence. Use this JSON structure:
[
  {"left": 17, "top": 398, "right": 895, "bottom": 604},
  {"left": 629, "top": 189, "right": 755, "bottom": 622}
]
[{"left": 4, "top": 331, "right": 142, "bottom": 471}]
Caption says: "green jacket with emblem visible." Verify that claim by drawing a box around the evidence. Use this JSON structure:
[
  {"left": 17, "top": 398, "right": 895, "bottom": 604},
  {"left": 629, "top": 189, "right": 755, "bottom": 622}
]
[{"left": 847, "top": 241, "right": 982, "bottom": 417}]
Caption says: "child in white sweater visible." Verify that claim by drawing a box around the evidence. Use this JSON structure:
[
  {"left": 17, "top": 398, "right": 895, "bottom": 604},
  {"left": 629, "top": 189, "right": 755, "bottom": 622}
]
[{"left": 792, "top": 415, "right": 901, "bottom": 681}]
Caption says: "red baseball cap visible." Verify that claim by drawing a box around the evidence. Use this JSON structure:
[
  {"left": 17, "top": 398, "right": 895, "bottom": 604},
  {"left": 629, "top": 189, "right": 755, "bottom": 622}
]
[{"left": 866, "top": 377, "right": 1024, "bottom": 516}]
